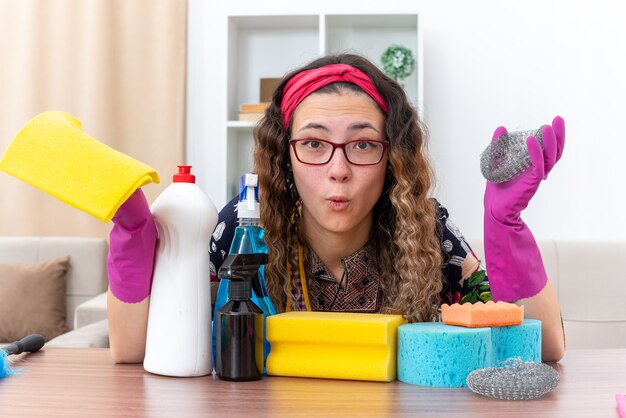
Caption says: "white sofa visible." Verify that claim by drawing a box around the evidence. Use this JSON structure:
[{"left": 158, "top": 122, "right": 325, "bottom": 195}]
[
  {"left": 0, "top": 237, "right": 109, "bottom": 348},
  {"left": 469, "top": 239, "right": 626, "bottom": 349}
]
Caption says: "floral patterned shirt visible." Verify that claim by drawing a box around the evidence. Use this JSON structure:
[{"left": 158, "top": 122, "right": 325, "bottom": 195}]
[
  {"left": 209, "top": 197, "right": 491, "bottom": 311},
  {"left": 307, "top": 241, "right": 384, "bottom": 312}
]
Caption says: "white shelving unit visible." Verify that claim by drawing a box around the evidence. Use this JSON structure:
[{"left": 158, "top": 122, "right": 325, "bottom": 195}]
[{"left": 188, "top": 5, "right": 422, "bottom": 208}]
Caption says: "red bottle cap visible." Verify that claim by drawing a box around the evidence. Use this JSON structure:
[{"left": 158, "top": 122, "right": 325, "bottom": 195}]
[{"left": 173, "top": 165, "right": 195, "bottom": 183}]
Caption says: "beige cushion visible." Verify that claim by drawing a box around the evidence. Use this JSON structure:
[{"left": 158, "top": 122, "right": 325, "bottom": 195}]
[
  {"left": 0, "top": 237, "right": 109, "bottom": 330},
  {"left": 0, "top": 257, "right": 71, "bottom": 341}
]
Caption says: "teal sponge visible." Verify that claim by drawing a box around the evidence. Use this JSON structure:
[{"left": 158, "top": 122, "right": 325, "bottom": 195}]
[
  {"left": 397, "top": 320, "right": 542, "bottom": 387},
  {"left": 491, "top": 319, "right": 541, "bottom": 364},
  {"left": 398, "top": 323, "right": 491, "bottom": 387}
]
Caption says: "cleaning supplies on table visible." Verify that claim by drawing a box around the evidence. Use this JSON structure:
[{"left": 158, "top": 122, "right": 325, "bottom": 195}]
[
  {"left": 398, "top": 322, "right": 491, "bottom": 387},
  {"left": 466, "top": 357, "right": 560, "bottom": 400},
  {"left": 480, "top": 124, "right": 547, "bottom": 184},
  {"left": 213, "top": 173, "right": 276, "bottom": 366},
  {"left": 0, "top": 111, "right": 159, "bottom": 222},
  {"left": 441, "top": 301, "right": 524, "bottom": 327},
  {"left": 266, "top": 312, "right": 406, "bottom": 382},
  {"left": 0, "top": 334, "right": 45, "bottom": 379},
  {"left": 490, "top": 319, "right": 541, "bottom": 362},
  {"left": 143, "top": 166, "right": 217, "bottom": 377},
  {"left": 397, "top": 319, "right": 541, "bottom": 387},
  {"left": 215, "top": 253, "right": 266, "bottom": 381}
]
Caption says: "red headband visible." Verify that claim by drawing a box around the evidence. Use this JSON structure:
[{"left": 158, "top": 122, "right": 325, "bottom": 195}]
[{"left": 281, "top": 63, "right": 389, "bottom": 128}]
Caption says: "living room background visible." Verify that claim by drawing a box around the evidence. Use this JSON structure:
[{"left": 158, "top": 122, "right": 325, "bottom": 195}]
[
  {"left": 0, "top": 0, "right": 624, "bottom": 241},
  {"left": 0, "top": 0, "right": 186, "bottom": 237},
  {"left": 190, "top": 0, "right": 626, "bottom": 241}
]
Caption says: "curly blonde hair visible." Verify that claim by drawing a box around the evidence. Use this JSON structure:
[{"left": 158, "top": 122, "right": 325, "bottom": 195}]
[{"left": 253, "top": 54, "right": 443, "bottom": 322}]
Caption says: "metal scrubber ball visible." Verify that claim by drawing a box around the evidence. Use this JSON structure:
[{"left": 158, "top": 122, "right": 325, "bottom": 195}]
[
  {"left": 466, "top": 357, "right": 560, "bottom": 400},
  {"left": 480, "top": 126, "right": 545, "bottom": 183}
]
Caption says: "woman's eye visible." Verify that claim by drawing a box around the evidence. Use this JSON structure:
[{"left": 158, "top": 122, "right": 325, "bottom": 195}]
[
  {"left": 353, "top": 141, "right": 377, "bottom": 150},
  {"left": 302, "top": 140, "right": 324, "bottom": 149}
]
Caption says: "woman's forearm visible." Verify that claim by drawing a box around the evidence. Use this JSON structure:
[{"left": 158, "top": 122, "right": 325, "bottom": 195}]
[
  {"left": 107, "top": 290, "right": 150, "bottom": 364},
  {"left": 515, "top": 281, "right": 566, "bottom": 362}
]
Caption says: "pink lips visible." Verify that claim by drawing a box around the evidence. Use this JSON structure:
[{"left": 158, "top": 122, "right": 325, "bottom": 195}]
[{"left": 327, "top": 197, "right": 350, "bottom": 211}]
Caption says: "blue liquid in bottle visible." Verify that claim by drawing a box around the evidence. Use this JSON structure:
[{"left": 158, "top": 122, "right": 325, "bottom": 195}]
[{"left": 212, "top": 173, "right": 275, "bottom": 368}]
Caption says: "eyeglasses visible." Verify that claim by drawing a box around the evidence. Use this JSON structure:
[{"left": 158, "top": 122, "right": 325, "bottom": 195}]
[{"left": 289, "top": 138, "right": 389, "bottom": 166}]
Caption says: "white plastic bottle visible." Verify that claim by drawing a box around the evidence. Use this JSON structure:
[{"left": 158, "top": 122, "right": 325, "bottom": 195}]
[{"left": 143, "top": 165, "right": 218, "bottom": 377}]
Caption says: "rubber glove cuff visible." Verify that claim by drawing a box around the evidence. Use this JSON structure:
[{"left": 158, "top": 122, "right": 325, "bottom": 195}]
[
  {"left": 107, "top": 188, "right": 157, "bottom": 303},
  {"left": 484, "top": 210, "right": 547, "bottom": 302}
]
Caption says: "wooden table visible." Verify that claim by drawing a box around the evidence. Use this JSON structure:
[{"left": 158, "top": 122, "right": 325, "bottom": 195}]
[{"left": 0, "top": 348, "right": 624, "bottom": 417}]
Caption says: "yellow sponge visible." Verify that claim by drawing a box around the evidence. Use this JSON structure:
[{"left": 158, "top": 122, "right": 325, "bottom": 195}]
[
  {"left": 266, "top": 311, "right": 406, "bottom": 382},
  {"left": 0, "top": 111, "right": 159, "bottom": 222}
]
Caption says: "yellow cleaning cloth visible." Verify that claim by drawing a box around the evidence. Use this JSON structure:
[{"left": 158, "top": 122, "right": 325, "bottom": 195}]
[
  {"left": 266, "top": 312, "right": 407, "bottom": 382},
  {"left": 0, "top": 111, "right": 159, "bottom": 222}
]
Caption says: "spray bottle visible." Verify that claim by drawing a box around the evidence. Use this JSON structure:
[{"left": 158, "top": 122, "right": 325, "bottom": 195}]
[
  {"left": 143, "top": 165, "right": 217, "bottom": 377},
  {"left": 212, "top": 173, "right": 276, "bottom": 366},
  {"left": 215, "top": 252, "right": 266, "bottom": 380}
]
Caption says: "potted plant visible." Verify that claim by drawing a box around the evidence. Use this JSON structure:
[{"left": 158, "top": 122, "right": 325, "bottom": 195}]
[{"left": 380, "top": 44, "right": 416, "bottom": 88}]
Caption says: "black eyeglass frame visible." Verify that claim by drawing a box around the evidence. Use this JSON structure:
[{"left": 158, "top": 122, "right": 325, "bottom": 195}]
[{"left": 289, "top": 138, "right": 389, "bottom": 166}]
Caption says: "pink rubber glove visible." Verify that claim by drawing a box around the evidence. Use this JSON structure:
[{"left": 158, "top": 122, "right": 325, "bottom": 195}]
[
  {"left": 617, "top": 394, "right": 626, "bottom": 418},
  {"left": 106, "top": 188, "right": 157, "bottom": 303},
  {"left": 484, "top": 116, "right": 565, "bottom": 301}
]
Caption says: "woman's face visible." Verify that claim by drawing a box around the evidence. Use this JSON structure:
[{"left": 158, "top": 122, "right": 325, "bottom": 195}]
[{"left": 290, "top": 90, "right": 388, "bottom": 238}]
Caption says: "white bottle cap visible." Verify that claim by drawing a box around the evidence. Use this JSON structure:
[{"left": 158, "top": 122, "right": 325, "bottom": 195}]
[{"left": 237, "top": 173, "right": 260, "bottom": 219}]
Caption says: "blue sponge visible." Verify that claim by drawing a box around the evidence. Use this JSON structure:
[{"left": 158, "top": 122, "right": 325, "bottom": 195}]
[
  {"left": 398, "top": 323, "right": 491, "bottom": 387},
  {"left": 491, "top": 319, "right": 541, "bottom": 364},
  {"left": 397, "top": 320, "right": 542, "bottom": 387}
]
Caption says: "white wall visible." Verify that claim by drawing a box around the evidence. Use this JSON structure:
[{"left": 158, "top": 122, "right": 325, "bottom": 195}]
[
  {"left": 188, "top": 0, "right": 626, "bottom": 240},
  {"left": 420, "top": 0, "right": 626, "bottom": 241}
]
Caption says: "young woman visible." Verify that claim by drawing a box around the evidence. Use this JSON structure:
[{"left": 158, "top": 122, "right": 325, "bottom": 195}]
[{"left": 107, "top": 54, "right": 566, "bottom": 363}]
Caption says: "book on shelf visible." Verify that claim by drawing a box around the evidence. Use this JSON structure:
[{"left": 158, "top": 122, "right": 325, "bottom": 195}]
[
  {"left": 240, "top": 102, "right": 270, "bottom": 113},
  {"left": 260, "top": 78, "right": 281, "bottom": 102},
  {"left": 238, "top": 112, "right": 265, "bottom": 122},
  {"left": 238, "top": 102, "right": 269, "bottom": 122}
]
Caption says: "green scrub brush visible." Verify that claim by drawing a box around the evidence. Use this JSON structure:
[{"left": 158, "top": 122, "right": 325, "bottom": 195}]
[{"left": 0, "top": 334, "right": 45, "bottom": 378}]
